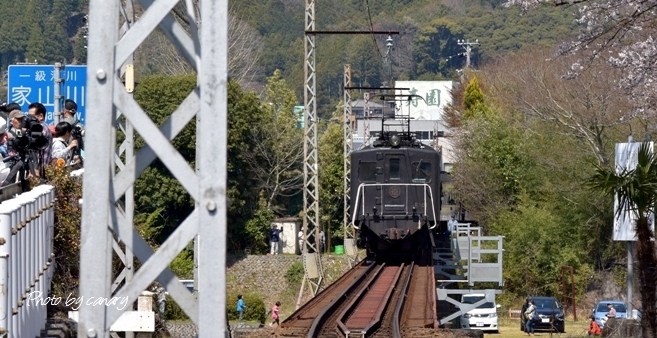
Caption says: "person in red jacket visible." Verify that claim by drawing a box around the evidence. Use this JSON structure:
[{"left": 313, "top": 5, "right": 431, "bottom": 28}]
[{"left": 588, "top": 315, "right": 601, "bottom": 336}]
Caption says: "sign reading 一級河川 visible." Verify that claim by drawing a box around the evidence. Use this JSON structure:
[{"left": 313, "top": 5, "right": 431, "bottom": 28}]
[{"left": 7, "top": 65, "right": 86, "bottom": 125}]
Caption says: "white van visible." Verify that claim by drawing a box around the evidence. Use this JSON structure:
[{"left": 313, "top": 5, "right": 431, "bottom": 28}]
[{"left": 459, "top": 293, "right": 500, "bottom": 333}]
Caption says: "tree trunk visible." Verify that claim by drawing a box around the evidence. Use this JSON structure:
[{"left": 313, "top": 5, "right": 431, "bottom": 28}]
[{"left": 636, "top": 217, "right": 657, "bottom": 338}]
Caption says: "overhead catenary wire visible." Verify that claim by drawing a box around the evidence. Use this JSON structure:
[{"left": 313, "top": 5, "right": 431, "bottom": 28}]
[{"left": 364, "top": 0, "right": 384, "bottom": 60}]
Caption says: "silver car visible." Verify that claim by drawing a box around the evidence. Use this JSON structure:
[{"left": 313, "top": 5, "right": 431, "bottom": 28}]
[{"left": 592, "top": 301, "right": 627, "bottom": 328}]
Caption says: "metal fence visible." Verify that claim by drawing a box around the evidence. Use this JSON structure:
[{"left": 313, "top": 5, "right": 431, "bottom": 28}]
[{"left": 0, "top": 185, "right": 55, "bottom": 338}]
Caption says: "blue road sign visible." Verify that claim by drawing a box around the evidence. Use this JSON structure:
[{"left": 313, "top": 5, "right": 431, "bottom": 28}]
[{"left": 7, "top": 65, "right": 87, "bottom": 125}]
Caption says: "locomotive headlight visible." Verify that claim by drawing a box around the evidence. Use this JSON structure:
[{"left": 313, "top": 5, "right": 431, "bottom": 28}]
[{"left": 390, "top": 134, "right": 401, "bottom": 147}]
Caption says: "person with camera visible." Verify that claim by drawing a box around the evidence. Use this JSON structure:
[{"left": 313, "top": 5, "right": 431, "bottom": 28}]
[
  {"left": 0, "top": 102, "right": 21, "bottom": 120},
  {"left": 62, "top": 100, "right": 83, "bottom": 129},
  {"left": 27, "top": 102, "right": 53, "bottom": 167},
  {"left": 0, "top": 117, "right": 7, "bottom": 158},
  {"left": 2, "top": 110, "right": 28, "bottom": 186},
  {"left": 51, "top": 122, "right": 79, "bottom": 166},
  {"left": 61, "top": 99, "right": 84, "bottom": 155},
  {"left": 7, "top": 110, "right": 24, "bottom": 145}
]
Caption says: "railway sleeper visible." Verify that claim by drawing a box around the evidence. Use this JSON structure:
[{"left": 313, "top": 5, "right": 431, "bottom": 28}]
[{"left": 337, "top": 264, "right": 405, "bottom": 338}]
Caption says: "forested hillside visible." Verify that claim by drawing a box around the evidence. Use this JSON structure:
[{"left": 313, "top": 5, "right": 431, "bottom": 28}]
[
  {"left": 230, "top": 0, "right": 578, "bottom": 117},
  {"left": 20, "top": 0, "right": 640, "bottom": 313},
  {"left": 0, "top": 0, "right": 577, "bottom": 118},
  {"left": 0, "top": 0, "right": 88, "bottom": 69}
]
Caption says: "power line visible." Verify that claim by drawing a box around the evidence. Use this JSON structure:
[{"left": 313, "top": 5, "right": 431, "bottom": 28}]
[{"left": 364, "top": 0, "right": 384, "bottom": 60}]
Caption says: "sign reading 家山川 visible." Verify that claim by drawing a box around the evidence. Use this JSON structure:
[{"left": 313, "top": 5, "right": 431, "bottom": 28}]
[{"left": 7, "top": 65, "right": 87, "bottom": 125}]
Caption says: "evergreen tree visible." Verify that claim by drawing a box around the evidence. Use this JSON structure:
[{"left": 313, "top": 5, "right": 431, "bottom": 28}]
[
  {"left": 462, "top": 77, "right": 489, "bottom": 120},
  {"left": 44, "top": 16, "right": 74, "bottom": 63},
  {"left": 412, "top": 18, "right": 465, "bottom": 78},
  {"left": 43, "top": 0, "right": 74, "bottom": 63},
  {"left": 73, "top": 30, "right": 87, "bottom": 64},
  {"left": 25, "top": 22, "right": 46, "bottom": 63}
]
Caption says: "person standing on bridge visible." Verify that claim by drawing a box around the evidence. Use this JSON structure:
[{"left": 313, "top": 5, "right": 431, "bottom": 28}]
[
  {"left": 0, "top": 117, "right": 8, "bottom": 158},
  {"left": 298, "top": 229, "right": 304, "bottom": 255},
  {"left": 269, "top": 301, "right": 281, "bottom": 327},
  {"left": 447, "top": 215, "right": 458, "bottom": 238},
  {"left": 269, "top": 225, "right": 282, "bottom": 255},
  {"left": 28, "top": 102, "right": 53, "bottom": 169}
]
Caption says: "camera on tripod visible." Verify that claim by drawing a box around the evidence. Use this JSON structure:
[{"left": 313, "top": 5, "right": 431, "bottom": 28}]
[{"left": 7, "top": 115, "right": 49, "bottom": 152}]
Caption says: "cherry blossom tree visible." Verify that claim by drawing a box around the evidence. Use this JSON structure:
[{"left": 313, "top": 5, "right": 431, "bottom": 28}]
[
  {"left": 506, "top": 0, "right": 657, "bottom": 131},
  {"left": 507, "top": 1, "right": 657, "bottom": 336}
]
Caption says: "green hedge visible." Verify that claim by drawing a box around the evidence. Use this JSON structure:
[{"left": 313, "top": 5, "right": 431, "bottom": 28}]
[
  {"left": 163, "top": 292, "right": 266, "bottom": 323},
  {"left": 227, "top": 293, "right": 266, "bottom": 323}
]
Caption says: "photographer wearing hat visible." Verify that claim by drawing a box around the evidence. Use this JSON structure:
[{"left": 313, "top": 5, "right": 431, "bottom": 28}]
[
  {"left": 7, "top": 109, "right": 24, "bottom": 141},
  {"left": 63, "top": 100, "right": 79, "bottom": 123},
  {"left": 2, "top": 109, "right": 49, "bottom": 188},
  {"left": 62, "top": 99, "right": 84, "bottom": 156},
  {"left": 0, "top": 102, "right": 21, "bottom": 120}
]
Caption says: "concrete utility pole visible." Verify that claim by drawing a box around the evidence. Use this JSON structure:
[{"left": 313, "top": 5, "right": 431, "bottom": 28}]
[
  {"left": 457, "top": 39, "right": 479, "bottom": 69},
  {"left": 79, "top": 1, "right": 228, "bottom": 337}
]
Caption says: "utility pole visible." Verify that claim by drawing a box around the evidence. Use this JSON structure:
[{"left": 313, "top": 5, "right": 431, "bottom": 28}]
[
  {"left": 457, "top": 39, "right": 479, "bottom": 69},
  {"left": 53, "top": 62, "right": 64, "bottom": 124}
]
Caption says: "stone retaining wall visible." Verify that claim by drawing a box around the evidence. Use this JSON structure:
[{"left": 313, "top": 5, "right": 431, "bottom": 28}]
[{"left": 226, "top": 254, "right": 357, "bottom": 307}]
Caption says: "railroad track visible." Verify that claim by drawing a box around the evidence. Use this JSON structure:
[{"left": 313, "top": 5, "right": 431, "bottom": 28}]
[
  {"left": 336, "top": 264, "right": 404, "bottom": 337},
  {"left": 370, "top": 264, "right": 412, "bottom": 338},
  {"left": 399, "top": 265, "right": 438, "bottom": 337},
  {"left": 277, "top": 260, "right": 379, "bottom": 337},
  {"left": 275, "top": 261, "right": 437, "bottom": 338}
]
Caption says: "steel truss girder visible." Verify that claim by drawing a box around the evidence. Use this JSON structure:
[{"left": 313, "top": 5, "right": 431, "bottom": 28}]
[{"left": 79, "top": 0, "right": 227, "bottom": 337}]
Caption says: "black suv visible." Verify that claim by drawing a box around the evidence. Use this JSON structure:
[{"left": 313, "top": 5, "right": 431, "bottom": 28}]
[{"left": 520, "top": 296, "right": 565, "bottom": 333}]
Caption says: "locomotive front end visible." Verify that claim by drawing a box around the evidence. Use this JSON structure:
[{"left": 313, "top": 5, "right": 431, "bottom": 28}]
[{"left": 350, "top": 132, "right": 442, "bottom": 263}]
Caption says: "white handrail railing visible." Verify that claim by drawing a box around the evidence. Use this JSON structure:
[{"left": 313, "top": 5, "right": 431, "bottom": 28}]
[
  {"left": 0, "top": 185, "right": 55, "bottom": 338},
  {"left": 351, "top": 183, "right": 438, "bottom": 230}
]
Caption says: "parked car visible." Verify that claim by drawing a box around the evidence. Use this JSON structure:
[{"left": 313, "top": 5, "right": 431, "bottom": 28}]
[
  {"left": 164, "top": 279, "right": 195, "bottom": 295},
  {"left": 459, "top": 293, "right": 500, "bottom": 333},
  {"left": 592, "top": 300, "right": 627, "bottom": 328},
  {"left": 520, "top": 296, "right": 565, "bottom": 333},
  {"left": 180, "top": 279, "right": 194, "bottom": 293}
]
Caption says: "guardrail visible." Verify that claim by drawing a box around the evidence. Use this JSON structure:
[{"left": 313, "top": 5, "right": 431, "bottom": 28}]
[{"left": 0, "top": 185, "right": 55, "bottom": 338}]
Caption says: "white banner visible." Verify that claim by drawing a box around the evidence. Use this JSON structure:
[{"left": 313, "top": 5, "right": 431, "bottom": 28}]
[
  {"left": 613, "top": 142, "right": 655, "bottom": 241},
  {"left": 395, "top": 81, "right": 457, "bottom": 120}
]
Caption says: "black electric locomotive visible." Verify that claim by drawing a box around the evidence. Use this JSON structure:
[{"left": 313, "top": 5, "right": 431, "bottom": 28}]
[{"left": 350, "top": 127, "right": 442, "bottom": 264}]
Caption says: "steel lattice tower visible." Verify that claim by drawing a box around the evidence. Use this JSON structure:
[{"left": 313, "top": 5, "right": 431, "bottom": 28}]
[
  {"left": 79, "top": 0, "right": 228, "bottom": 337},
  {"left": 343, "top": 65, "right": 356, "bottom": 257},
  {"left": 298, "top": 0, "right": 324, "bottom": 307}
]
